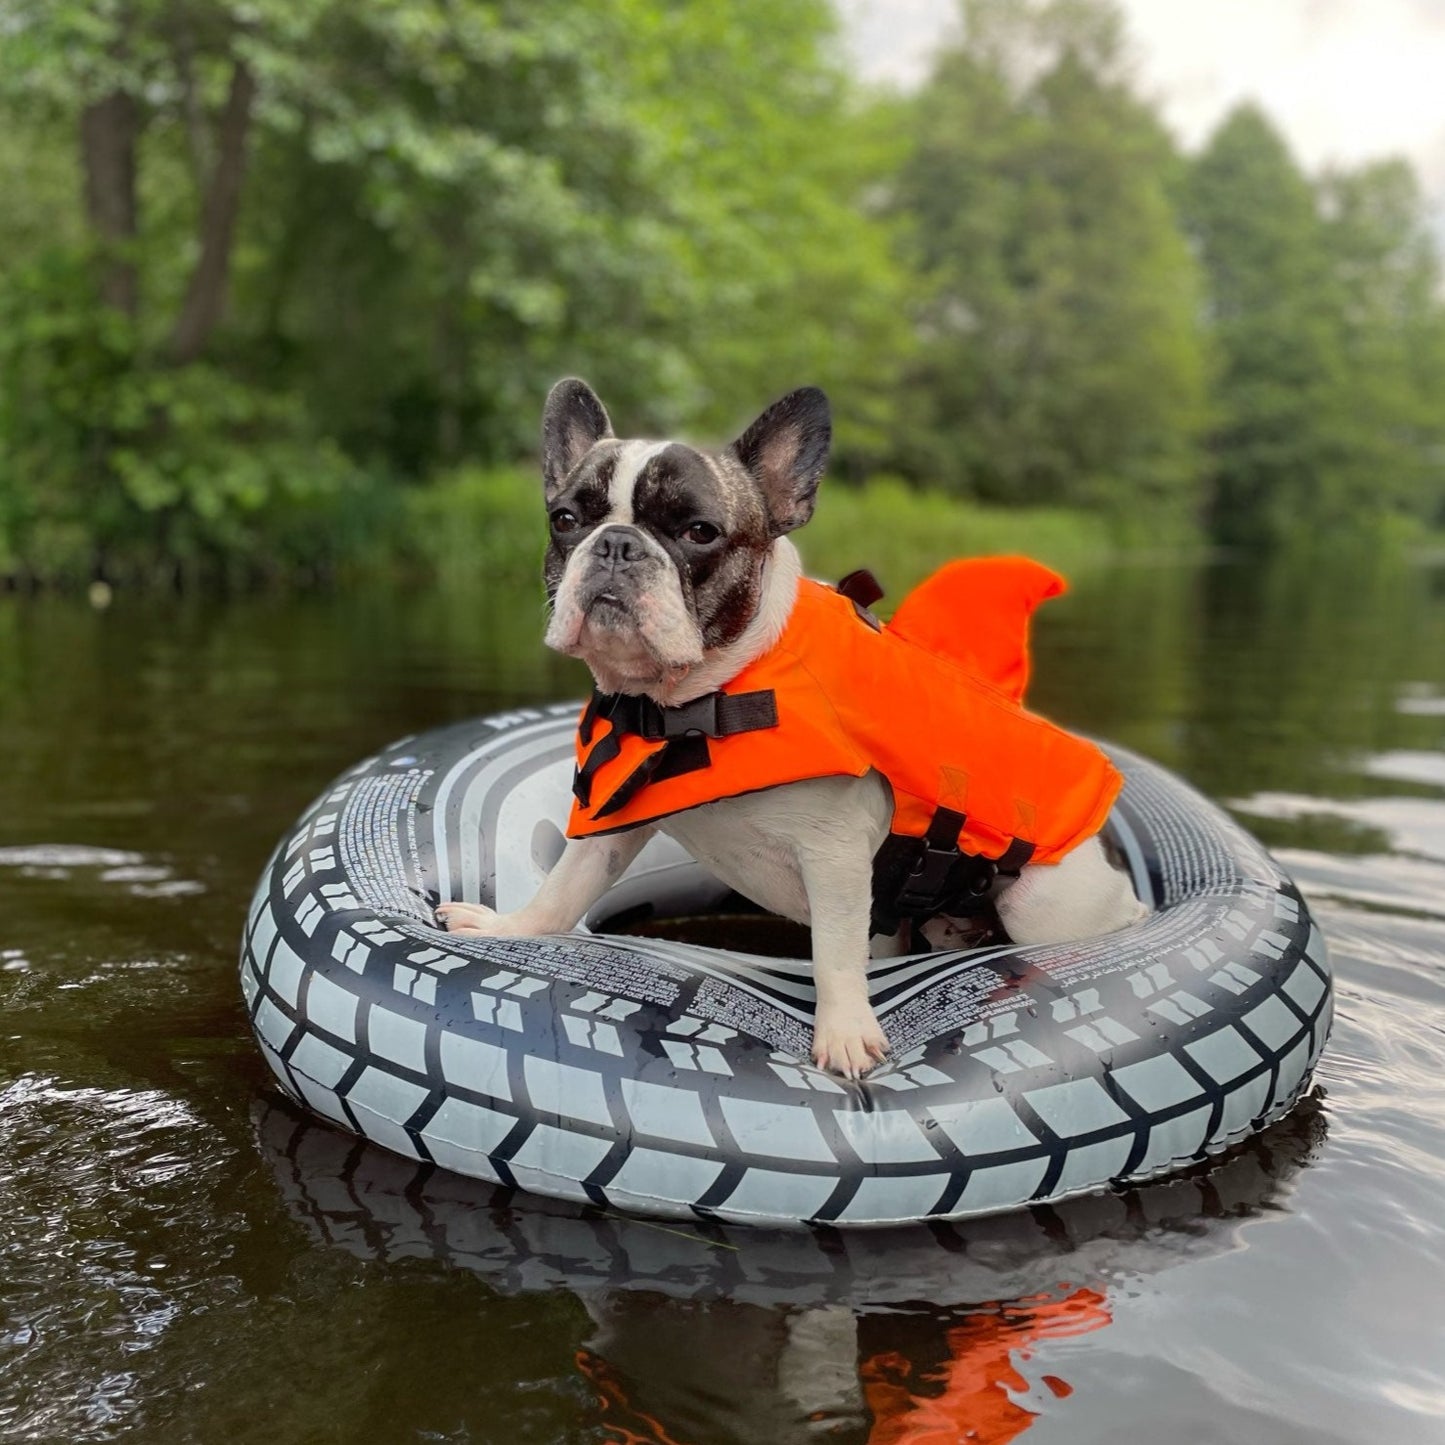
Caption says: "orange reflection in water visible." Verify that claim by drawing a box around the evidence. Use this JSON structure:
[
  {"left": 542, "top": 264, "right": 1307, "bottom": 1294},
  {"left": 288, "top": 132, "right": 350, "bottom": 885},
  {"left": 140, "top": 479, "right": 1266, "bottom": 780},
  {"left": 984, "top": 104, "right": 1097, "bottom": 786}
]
[
  {"left": 861, "top": 1287, "right": 1111, "bottom": 1445},
  {"left": 578, "top": 1284, "right": 1111, "bottom": 1445},
  {"left": 579, "top": 1347, "right": 696, "bottom": 1445}
]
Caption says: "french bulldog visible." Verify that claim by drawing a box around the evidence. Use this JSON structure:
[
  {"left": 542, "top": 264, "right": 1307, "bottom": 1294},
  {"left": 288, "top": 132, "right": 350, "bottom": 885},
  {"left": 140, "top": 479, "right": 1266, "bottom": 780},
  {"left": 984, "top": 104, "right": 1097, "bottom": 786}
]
[{"left": 437, "top": 380, "right": 1145, "bottom": 1077}]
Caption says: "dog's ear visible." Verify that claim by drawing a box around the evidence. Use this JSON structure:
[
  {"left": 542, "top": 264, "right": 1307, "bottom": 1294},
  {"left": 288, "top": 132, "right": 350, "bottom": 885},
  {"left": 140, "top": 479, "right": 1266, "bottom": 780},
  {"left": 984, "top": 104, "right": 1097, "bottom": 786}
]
[
  {"left": 728, "top": 387, "right": 831, "bottom": 536},
  {"left": 542, "top": 378, "right": 614, "bottom": 496}
]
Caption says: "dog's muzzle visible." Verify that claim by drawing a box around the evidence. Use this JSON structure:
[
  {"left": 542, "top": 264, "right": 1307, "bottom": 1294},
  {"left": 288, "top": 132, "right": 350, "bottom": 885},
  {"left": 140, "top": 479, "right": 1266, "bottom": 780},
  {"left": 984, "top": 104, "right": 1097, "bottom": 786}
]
[{"left": 589, "top": 525, "right": 648, "bottom": 573}]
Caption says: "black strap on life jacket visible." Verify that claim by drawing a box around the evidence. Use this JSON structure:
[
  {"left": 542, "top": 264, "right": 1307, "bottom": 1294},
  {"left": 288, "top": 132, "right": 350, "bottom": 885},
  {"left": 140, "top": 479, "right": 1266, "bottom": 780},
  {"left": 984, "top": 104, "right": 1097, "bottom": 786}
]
[
  {"left": 573, "top": 687, "right": 779, "bottom": 815},
  {"left": 870, "top": 807, "right": 1036, "bottom": 936},
  {"left": 596, "top": 688, "right": 778, "bottom": 743}
]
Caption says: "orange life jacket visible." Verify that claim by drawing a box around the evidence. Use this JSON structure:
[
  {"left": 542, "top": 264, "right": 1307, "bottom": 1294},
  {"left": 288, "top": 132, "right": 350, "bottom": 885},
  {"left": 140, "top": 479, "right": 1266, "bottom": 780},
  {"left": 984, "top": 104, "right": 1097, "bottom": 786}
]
[{"left": 567, "top": 556, "right": 1122, "bottom": 928}]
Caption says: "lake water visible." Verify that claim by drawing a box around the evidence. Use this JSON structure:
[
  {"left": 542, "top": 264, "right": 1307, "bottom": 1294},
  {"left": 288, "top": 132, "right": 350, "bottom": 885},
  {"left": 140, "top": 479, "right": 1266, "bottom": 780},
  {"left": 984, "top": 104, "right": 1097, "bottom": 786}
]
[{"left": 2, "top": 547, "right": 1444, "bottom": 1443}]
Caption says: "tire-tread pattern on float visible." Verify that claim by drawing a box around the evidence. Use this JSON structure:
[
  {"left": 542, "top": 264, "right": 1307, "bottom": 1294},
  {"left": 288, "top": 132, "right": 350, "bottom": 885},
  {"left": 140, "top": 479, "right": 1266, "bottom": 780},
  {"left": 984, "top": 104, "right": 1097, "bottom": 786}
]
[{"left": 241, "top": 705, "right": 1332, "bottom": 1228}]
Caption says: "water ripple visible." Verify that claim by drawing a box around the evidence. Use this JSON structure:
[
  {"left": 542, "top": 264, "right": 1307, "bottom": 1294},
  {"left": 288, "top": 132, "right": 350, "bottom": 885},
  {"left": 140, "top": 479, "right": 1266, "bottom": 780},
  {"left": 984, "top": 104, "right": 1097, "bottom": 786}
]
[
  {"left": 0, "top": 845, "right": 204, "bottom": 897},
  {"left": 0, "top": 1078, "right": 227, "bottom": 1443}
]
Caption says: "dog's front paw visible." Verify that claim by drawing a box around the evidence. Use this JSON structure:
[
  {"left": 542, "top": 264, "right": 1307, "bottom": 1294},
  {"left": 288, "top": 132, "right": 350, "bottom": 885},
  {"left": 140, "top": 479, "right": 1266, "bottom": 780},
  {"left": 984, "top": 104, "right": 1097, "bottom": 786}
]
[
  {"left": 435, "top": 901, "right": 519, "bottom": 937},
  {"left": 811, "top": 1009, "right": 890, "bottom": 1080}
]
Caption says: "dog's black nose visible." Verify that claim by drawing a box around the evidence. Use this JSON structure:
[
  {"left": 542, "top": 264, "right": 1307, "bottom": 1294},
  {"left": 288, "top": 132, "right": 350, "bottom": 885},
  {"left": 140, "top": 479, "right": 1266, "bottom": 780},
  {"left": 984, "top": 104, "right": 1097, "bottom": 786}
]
[{"left": 592, "top": 526, "right": 643, "bottom": 567}]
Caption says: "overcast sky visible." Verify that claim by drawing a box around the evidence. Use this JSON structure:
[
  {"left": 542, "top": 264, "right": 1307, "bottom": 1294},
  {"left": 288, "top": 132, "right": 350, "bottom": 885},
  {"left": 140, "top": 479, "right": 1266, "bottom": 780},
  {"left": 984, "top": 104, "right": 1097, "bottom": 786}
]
[{"left": 837, "top": 0, "right": 1445, "bottom": 220}]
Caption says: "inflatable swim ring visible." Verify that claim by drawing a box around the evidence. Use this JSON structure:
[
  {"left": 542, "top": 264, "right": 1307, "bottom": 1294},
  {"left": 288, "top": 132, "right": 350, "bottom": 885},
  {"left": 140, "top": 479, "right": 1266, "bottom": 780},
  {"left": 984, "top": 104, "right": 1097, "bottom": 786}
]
[{"left": 241, "top": 705, "right": 1332, "bottom": 1228}]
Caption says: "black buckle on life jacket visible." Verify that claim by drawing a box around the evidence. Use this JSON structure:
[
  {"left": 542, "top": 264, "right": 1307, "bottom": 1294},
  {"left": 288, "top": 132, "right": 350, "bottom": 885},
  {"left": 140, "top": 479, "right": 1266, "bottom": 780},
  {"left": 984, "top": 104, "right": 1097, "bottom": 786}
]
[
  {"left": 623, "top": 688, "right": 778, "bottom": 742},
  {"left": 573, "top": 687, "right": 779, "bottom": 817},
  {"left": 870, "top": 808, "right": 1036, "bottom": 935},
  {"left": 636, "top": 692, "right": 719, "bottom": 741},
  {"left": 895, "top": 845, "right": 996, "bottom": 916}
]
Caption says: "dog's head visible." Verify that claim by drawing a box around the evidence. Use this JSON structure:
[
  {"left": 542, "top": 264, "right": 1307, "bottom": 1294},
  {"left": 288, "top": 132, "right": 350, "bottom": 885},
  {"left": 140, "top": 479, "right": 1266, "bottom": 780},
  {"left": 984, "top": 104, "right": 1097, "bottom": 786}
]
[{"left": 539, "top": 379, "right": 831, "bottom": 697}]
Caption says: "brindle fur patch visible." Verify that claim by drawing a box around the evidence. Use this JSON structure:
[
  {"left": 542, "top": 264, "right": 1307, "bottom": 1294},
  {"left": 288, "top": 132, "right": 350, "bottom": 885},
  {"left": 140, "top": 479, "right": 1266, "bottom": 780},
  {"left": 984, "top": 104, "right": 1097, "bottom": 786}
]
[
  {"left": 629, "top": 444, "right": 772, "bottom": 651},
  {"left": 543, "top": 439, "right": 626, "bottom": 600}
]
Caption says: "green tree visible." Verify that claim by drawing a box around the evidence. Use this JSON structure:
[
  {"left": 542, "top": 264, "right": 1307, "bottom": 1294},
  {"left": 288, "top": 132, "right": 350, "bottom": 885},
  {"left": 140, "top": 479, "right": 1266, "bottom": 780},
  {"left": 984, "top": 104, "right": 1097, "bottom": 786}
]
[
  {"left": 249, "top": 0, "right": 910, "bottom": 466},
  {"left": 1187, "top": 107, "right": 1445, "bottom": 544},
  {"left": 603, "top": 0, "right": 912, "bottom": 464},
  {"left": 0, "top": 0, "right": 374, "bottom": 580},
  {"left": 892, "top": 0, "right": 1209, "bottom": 520},
  {"left": 1184, "top": 104, "right": 1348, "bottom": 545},
  {"left": 0, "top": 0, "right": 909, "bottom": 582},
  {"left": 1319, "top": 160, "right": 1445, "bottom": 529}
]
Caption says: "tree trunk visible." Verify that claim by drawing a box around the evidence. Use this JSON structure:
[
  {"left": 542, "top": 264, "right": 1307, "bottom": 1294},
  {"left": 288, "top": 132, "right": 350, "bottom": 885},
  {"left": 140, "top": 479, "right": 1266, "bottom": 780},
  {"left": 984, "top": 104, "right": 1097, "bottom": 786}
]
[
  {"left": 81, "top": 91, "right": 140, "bottom": 316},
  {"left": 168, "top": 60, "right": 258, "bottom": 364},
  {"left": 172, "top": 24, "right": 212, "bottom": 187}
]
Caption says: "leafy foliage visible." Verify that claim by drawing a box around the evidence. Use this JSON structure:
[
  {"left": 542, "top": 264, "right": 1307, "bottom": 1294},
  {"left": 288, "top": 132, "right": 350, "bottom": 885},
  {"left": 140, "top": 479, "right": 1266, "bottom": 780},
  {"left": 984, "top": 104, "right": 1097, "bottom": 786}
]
[
  {"left": 0, "top": 246, "right": 371, "bottom": 582},
  {"left": 1184, "top": 105, "right": 1445, "bottom": 543},
  {"left": 0, "top": 0, "right": 1443, "bottom": 583},
  {"left": 0, "top": 0, "right": 905, "bottom": 580},
  {"left": 895, "top": 0, "right": 1210, "bottom": 517}
]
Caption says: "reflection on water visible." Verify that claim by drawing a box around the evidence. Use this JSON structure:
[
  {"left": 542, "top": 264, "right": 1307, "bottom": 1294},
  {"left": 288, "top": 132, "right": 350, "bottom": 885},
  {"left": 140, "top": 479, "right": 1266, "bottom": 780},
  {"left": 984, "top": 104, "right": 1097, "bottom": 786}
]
[
  {"left": 254, "top": 1089, "right": 1326, "bottom": 1310},
  {"left": 257, "top": 1092, "right": 1323, "bottom": 1443},
  {"left": 2, "top": 547, "right": 1445, "bottom": 1443}
]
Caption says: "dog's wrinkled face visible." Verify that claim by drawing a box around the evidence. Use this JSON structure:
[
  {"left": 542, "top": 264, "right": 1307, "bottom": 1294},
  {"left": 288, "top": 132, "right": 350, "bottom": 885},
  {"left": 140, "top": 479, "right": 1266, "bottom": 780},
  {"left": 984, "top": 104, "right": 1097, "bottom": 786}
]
[{"left": 540, "top": 380, "right": 830, "bottom": 697}]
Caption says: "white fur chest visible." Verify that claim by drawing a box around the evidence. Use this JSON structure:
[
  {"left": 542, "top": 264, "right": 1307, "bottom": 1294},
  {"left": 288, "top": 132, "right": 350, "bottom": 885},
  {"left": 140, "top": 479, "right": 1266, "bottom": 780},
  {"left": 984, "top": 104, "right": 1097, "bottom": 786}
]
[{"left": 657, "top": 771, "right": 893, "bottom": 927}]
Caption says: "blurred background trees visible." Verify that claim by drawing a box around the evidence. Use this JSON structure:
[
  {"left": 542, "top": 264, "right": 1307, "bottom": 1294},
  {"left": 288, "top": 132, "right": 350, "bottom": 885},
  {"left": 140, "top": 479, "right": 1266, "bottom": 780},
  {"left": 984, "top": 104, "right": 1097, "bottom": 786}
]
[
  {"left": 1184, "top": 108, "right": 1445, "bottom": 545},
  {"left": 894, "top": 0, "right": 1209, "bottom": 521},
  {"left": 0, "top": 0, "right": 1442, "bottom": 584}
]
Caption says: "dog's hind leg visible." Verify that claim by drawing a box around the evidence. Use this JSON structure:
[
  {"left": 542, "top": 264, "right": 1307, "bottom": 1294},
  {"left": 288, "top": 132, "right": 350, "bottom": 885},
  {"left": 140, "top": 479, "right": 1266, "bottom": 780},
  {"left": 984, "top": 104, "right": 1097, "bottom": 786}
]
[{"left": 995, "top": 834, "right": 1147, "bottom": 947}]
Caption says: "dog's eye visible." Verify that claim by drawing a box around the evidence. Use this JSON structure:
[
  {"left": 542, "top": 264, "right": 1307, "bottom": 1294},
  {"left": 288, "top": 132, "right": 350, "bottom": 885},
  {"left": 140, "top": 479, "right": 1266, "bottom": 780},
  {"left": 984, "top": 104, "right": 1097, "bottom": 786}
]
[
  {"left": 682, "top": 521, "right": 720, "bottom": 545},
  {"left": 550, "top": 509, "right": 580, "bottom": 535}
]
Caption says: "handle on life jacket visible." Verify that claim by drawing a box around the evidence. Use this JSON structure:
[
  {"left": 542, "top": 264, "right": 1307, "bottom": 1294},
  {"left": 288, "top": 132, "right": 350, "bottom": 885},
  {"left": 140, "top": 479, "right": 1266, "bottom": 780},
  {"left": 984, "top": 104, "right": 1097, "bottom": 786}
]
[{"left": 837, "top": 568, "right": 885, "bottom": 629}]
